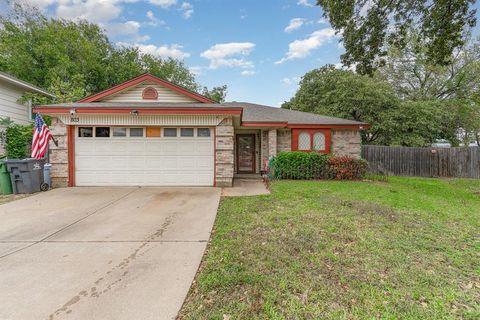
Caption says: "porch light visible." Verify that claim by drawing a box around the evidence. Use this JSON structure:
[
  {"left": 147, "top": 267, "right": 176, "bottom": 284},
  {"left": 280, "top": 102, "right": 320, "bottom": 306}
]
[
  {"left": 69, "top": 108, "right": 76, "bottom": 115},
  {"left": 130, "top": 110, "right": 139, "bottom": 116}
]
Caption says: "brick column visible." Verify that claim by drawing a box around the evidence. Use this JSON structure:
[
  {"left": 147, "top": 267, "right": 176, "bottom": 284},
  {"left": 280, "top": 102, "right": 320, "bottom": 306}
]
[
  {"left": 331, "top": 130, "right": 362, "bottom": 158},
  {"left": 49, "top": 117, "right": 69, "bottom": 188},
  {"left": 268, "top": 129, "right": 277, "bottom": 158},
  {"left": 215, "top": 118, "right": 234, "bottom": 187}
]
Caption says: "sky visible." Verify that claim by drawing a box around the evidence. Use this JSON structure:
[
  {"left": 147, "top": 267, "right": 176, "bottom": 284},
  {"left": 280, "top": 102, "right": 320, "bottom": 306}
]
[
  {"left": 6, "top": 0, "right": 344, "bottom": 106},
  {"left": 7, "top": 0, "right": 480, "bottom": 107}
]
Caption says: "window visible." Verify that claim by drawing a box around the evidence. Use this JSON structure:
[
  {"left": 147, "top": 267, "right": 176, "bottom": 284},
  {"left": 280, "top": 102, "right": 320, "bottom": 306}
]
[
  {"left": 95, "top": 127, "right": 110, "bottom": 137},
  {"left": 313, "top": 132, "right": 326, "bottom": 151},
  {"left": 164, "top": 128, "right": 177, "bottom": 137},
  {"left": 197, "top": 128, "right": 211, "bottom": 137},
  {"left": 180, "top": 128, "right": 194, "bottom": 137},
  {"left": 292, "top": 129, "right": 331, "bottom": 153},
  {"left": 112, "top": 127, "right": 127, "bottom": 137},
  {"left": 129, "top": 128, "right": 144, "bottom": 137},
  {"left": 146, "top": 127, "right": 161, "bottom": 137},
  {"left": 78, "top": 127, "right": 93, "bottom": 137},
  {"left": 298, "top": 132, "right": 311, "bottom": 151}
]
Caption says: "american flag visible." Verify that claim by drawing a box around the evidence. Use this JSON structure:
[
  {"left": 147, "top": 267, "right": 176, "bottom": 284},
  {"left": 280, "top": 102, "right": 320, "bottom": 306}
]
[{"left": 31, "top": 113, "right": 52, "bottom": 160}]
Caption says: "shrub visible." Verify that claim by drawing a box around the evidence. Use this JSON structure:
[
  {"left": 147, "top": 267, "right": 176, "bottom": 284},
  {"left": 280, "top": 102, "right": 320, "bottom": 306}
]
[
  {"left": 327, "top": 156, "right": 368, "bottom": 180},
  {"left": 4, "top": 124, "right": 33, "bottom": 159},
  {"left": 269, "top": 152, "right": 368, "bottom": 180},
  {"left": 270, "top": 152, "right": 330, "bottom": 179}
]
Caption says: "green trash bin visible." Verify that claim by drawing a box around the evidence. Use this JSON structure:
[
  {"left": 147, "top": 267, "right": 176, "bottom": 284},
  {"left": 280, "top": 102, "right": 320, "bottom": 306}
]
[{"left": 0, "top": 161, "right": 13, "bottom": 194}]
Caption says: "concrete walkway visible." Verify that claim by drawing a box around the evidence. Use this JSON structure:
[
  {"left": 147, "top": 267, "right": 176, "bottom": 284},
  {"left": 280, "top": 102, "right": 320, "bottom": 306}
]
[
  {"left": 221, "top": 178, "right": 270, "bottom": 197},
  {"left": 0, "top": 187, "right": 220, "bottom": 320}
]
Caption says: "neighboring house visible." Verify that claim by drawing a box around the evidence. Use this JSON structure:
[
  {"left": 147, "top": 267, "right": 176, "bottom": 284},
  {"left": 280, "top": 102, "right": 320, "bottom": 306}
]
[
  {"left": 0, "top": 71, "right": 55, "bottom": 154},
  {"left": 36, "top": 73, "right": 368, "bottom": 188}
]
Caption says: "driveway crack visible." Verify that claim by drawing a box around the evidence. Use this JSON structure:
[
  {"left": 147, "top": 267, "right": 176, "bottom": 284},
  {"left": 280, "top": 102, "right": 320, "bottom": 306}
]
[{"left": 48, "top": 211, "right": 178, "bottom": 319}]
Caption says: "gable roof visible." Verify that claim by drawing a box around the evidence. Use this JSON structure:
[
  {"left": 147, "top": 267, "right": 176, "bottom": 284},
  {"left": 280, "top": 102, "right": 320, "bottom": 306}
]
[
  {"left": 0, "top": 71, "right": 54, "bottom": 97},
  {"left": 37, "top": 101, "right": 368, "bottom": 128},
  {"left": 78, "top": 73, "right": 216, "bottom": 103}
]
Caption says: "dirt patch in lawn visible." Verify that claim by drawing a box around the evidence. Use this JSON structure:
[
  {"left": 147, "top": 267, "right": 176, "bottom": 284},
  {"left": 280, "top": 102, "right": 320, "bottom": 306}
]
[{"left": 0, "top": 194, "right": 31, "bottom": 205}]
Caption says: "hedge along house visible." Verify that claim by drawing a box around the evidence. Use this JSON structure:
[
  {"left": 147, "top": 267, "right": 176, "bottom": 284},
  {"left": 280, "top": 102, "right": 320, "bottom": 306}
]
[{"left": 35, "top": 73, "right": 368, "bottom": 188}]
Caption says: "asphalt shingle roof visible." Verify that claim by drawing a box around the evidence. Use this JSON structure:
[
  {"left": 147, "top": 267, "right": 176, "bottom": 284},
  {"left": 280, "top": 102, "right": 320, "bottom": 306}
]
[{"left": 38, "top": 101, "right": 367, "bottom": 126}]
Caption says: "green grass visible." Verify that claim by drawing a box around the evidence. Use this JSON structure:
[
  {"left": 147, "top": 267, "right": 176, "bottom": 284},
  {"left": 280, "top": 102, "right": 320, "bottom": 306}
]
[{"left": 179, "top": 177, "right": 480, "bottom": 320}]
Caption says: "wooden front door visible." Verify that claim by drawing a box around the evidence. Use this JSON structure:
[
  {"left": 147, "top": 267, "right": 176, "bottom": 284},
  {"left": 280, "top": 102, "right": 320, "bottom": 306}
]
[{"left": 236, "top": 134, "right": 256, "bottom": 173}]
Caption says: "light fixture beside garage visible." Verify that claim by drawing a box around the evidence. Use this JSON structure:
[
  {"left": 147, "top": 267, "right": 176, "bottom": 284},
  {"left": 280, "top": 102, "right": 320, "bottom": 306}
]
[{"left": 130, "top": 110, "right": 139, "bottom": 116}]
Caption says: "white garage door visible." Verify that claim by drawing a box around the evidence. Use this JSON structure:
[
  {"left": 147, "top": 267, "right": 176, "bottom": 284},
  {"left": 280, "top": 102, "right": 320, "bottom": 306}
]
[{"left": 75, "top": 126, "right": 214, "bottom": 186}]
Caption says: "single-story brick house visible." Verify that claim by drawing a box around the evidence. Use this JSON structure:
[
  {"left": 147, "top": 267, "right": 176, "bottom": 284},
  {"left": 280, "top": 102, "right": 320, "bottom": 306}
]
[{"left": 36, "top": 73, "right": 367, "bottom": 188}]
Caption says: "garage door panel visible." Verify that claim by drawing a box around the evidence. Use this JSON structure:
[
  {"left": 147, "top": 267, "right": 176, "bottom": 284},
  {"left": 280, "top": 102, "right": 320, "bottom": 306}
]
[
  {"left": 75, "top": 128, "right": 214, "bottom": 186},
  {"left": 196, "top": 141, "right": 213, "bottom": 153}
]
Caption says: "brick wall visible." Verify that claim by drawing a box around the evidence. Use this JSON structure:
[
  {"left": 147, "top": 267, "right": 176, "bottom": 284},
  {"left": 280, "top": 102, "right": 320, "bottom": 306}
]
[
  {"left": 277, "top": 129, "right": 291, "bottom": 153},
  {"left": 268, "top": 129, "right": 277, "bottom": 157},
  {"left": 331, "top": 129, "right": 361, "bottom": 158},
  {"left": 215, "top": 118, "right": 234, "bottom": 187},
  {"left": 49, "top": 117, "right": 69, "bottom": 188}
]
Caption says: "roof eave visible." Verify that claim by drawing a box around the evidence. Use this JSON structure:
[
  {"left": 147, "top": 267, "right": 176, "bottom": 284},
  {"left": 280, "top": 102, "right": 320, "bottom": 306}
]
[
  {"left": 0, "top": 74, "right": 55, "bottom": 98},
  {"left": 34, "top": 106, "right": 242, "bottom": 116}
]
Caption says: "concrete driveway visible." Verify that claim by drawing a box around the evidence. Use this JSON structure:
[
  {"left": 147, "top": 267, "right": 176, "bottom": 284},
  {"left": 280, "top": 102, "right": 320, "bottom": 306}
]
[{"left": 0, "top": 187, "right": 221, "bottom": 320}]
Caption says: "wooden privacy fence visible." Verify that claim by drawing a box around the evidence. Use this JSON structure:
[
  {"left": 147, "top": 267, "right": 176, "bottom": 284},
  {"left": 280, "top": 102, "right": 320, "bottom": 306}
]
[{"left": 361, "top": 145, "right": 480, "bottom": 178}]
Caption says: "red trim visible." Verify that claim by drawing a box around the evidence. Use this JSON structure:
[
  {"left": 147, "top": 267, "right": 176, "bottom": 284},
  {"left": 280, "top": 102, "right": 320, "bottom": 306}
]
[
  {"left": 142, "top": 87, "right": 158, "bottom": 100},
  {"left": 36, "top": 107, "right": 242, "bottom": 116},
  {"left": 288, "top": 124, "right": 369, "bottom": 129},
  {"left": 67, "top": 125, "right": 75, "bottom": 187},
  {"left": 241, "top": 121, "right": 288, "bottom": 127},
  {"left": 213, "top": 127, "right": 216, "bottom": 187},
  {"left": 291, "top": 128, "right": 331, "bottom": 153},
  {"left": 78, "top": 74, "right": 215, "bottom": 103}
]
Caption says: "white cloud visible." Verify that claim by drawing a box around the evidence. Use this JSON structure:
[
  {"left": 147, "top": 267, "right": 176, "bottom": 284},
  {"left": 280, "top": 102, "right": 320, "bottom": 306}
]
[
  {"left": 122, "top": 43, "right": 191, "bottom": 59},
  {"left": 284, "top": 18, "right": 306, "bottom": 33},
  {"left": 55, "top": 0, "right": 122, "bottom": 24},
  {"left": 107, "top": 20, "right": 141, "bottom": 36},
  {"left": 297, "top": 0, "right": 313, "bottom": 7},
  {"left": 148, "top": 0, "right": 177, "bottom": 8},
  {"left": 145, "top": 10, "right": 166, "bottom": 27},
  {"left": 275, "top": 28, "right": 336, "bottom": 64},
  {"left": 318, "top": 18, "right": 328, "bottom": 24},
  {"left": 180, "top": 2, "right": 193, "bottom": 19},
  {"left": 201, "top": 42, "right": 256, "bottom": 70},
  {"left": 26, "top": 0, "right": 57, "bottom": 9},
  {"left": 241, "top": 70, "right": 256, "bottom": 76}
]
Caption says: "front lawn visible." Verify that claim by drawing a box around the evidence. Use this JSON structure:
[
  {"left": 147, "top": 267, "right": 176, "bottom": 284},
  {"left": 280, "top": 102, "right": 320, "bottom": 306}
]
[{"left": 179, "top": 177, "right": 479, "bottom": 319}]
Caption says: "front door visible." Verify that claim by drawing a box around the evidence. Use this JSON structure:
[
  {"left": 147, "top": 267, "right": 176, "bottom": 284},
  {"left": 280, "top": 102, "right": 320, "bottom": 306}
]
[{"left": 236, "top": 134, "right": 256, "bottom": 173}]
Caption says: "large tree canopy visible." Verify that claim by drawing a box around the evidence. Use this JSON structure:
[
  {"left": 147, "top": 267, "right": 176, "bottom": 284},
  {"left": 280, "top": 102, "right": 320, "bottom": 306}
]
[
  {"left": 377, "top": 31, "right": 480, "bottom": 101},
  {"left": 0, "top": 2, "right": 225, "bottom": 103},
  {"left": 317, "top": 0, "right": 477, "bottom": 74},
  {"left": 282, "top": 65, "right": 448, "bottom": 147}
]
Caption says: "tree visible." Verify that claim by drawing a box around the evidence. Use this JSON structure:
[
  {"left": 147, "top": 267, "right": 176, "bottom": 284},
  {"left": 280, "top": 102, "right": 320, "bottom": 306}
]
[
  {"left": 282, "top": 65, "right": 444, "bottom": 146},
  {"left": 377, "top": 31, "right": 480, "bottom": 101},
  {"left": 0, "top": 2, "right": 222, "bottom": 103},
  {"left": 202, "top": 85, "right": 227, "bottom": 103},
  {"left": 317, "top": 0, "right": 477, "bottom": 74}
]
